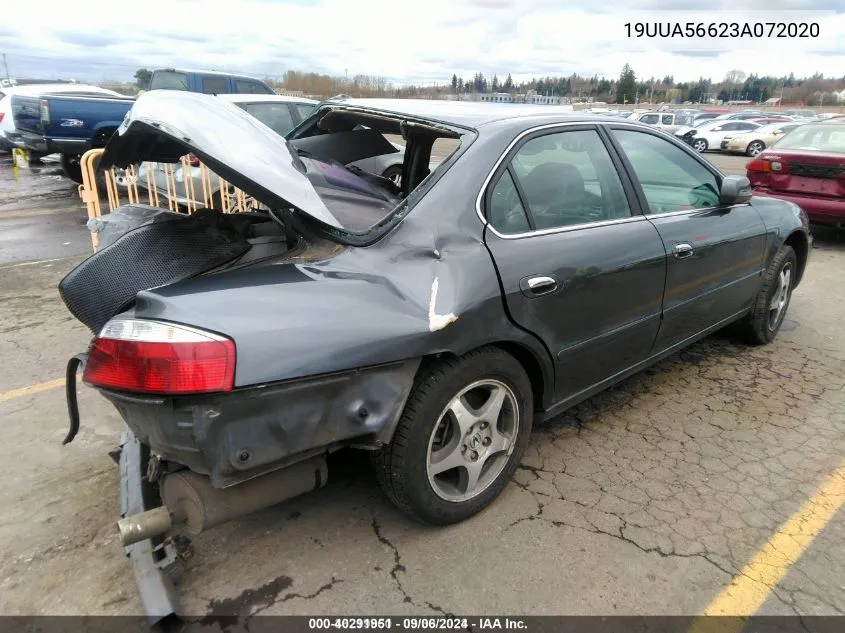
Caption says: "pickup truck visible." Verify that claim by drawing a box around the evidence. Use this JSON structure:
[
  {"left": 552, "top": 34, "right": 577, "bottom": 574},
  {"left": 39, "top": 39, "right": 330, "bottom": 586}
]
[
  {"left": 12, "top": 69, "right": 276, "bottom": 183},
  {"left": 11, "top": 92, "right": 135, "bottom": 183}
]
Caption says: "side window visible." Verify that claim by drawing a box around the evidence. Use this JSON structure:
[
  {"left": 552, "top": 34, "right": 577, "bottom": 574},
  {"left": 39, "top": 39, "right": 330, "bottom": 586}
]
[
  {"left": 242, "top": 102, "right": 296, "bottom": 136},
  {"left": 202, "top": 76, "right": 230, "bottom": 94},
  {"left": 612, "top": 129, "right": 720, "bottom": 214},
  {"left": 738, "top": 123, "right": 757, "bottom": 131},
  {"left": 499, "top": 129, "right": 630, "bottom": 232},
  {"left": 488, "top": 170, "right": 531, "bottom": 234},
  {"left": 295, "top": 103, "right": 316, "bottom": 121},
  {"left": 640, "top": 114, "right": 659, "bottom": 125},
  {"left": 661, "top": 114, "right": 674, "bottom": 125},
  {"left": 235, "top": 80, "right": 273, "bottom": 94}
]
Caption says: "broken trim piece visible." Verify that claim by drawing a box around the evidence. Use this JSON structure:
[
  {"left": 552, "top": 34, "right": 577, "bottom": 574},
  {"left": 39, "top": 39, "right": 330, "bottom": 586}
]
[
  {"left": 119, "top": 424, "right": 181, "bottom": 626},
  {"left": 428, "top": 278, "right": 458, "bottom": 332}
]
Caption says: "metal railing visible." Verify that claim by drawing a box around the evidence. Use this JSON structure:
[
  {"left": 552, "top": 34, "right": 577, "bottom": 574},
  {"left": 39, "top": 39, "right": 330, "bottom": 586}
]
[{"left": 78, "top": 148, "right": 261, "bottom": 251}]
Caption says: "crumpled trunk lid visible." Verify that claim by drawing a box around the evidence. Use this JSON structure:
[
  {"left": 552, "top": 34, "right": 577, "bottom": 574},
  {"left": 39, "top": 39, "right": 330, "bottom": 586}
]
[{"left": 100, "top": 90, "right": 346, "bottom": 230}]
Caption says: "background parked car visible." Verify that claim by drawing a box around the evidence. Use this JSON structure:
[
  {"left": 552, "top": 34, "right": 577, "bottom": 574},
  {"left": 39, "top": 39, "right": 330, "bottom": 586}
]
[
  {"left": 148, "top": 68, "right": 275, "bottom": 95},
  {"left": 722, "top": 122, "right": 803, "bottom": 156},
  {"left": 782, "top": 108, "right": 819, "bottom": 121},
  {"left": 746, "top": 120, "right": 845, "bottom": 227},
  {"left": 634, "top": 111, "right": 695, "bottom": 133},
  {"left": 678, "top": 120, "right": 762, "bottom": 152},
  {"left": 0, "top": 83, "right": 121, "bottom": 156},
  {"left": 11, "top": 90, "right": 135, "bottom": 182}
]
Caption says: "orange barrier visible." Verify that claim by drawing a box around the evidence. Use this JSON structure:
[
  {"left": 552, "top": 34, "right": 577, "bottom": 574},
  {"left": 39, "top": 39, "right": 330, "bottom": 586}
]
[{"left": 77, "top": 149, "right": 261, "bottom": 251}]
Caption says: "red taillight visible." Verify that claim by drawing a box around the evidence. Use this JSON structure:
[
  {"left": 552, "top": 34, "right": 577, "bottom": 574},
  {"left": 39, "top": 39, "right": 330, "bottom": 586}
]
[
  {"left": 186, "top": 153, "right": 200, "bottom": 167},
  {"left": 83, "top": 319, "right": 235, "bottom": 395},
  {"left": 747, "top": 159, "right": 771, "bottom": 173},
  {"left": 0, "top": 112, "right": 4, "bottom": 123}
]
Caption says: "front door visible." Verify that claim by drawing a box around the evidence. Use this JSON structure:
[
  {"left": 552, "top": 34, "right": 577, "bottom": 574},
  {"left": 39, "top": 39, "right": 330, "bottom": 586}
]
[
  {"left": 483, "top": 126, "right": 667, "bottom": 402},
  {"left": 607, "top": 127, "right": 767, "bottom": 351}
]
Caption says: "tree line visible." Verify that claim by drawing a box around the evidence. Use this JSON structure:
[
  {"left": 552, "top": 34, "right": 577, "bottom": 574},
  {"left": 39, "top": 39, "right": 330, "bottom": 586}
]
[{"left": 129, "top": 66, "right": 845, "bottom": 106}]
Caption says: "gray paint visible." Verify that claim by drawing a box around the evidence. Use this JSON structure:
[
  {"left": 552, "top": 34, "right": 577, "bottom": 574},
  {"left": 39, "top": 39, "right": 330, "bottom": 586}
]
[{"left": 88, "top": 97, "right": 810, "bottom": 486}]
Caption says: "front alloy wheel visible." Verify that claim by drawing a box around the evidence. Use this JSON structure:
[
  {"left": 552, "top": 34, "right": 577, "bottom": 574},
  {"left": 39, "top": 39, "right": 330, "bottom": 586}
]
[
  {"left": 736, "top": 244, "right": 797, "bottom": 345},
  {"left": 692, "top": 138, "right": 708, "bottom": 153},
  {"left": 372, "top": 347, "right": 533, "bottom": 525}
]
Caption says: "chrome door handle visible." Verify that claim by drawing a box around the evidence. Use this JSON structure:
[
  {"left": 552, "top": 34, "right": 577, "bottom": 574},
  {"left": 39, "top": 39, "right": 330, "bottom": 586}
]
[
  {"left": 527, "top": 276, "right": 557, "bottom": 291},
  {"left": 673, "top": 243, "right": 694, "bottom": 259}
]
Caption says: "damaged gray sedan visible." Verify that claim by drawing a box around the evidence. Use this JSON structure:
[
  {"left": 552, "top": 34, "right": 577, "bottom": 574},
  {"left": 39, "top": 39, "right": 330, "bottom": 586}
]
[{"left": 62, "top": 91, "right": 810, "bottom": 619}]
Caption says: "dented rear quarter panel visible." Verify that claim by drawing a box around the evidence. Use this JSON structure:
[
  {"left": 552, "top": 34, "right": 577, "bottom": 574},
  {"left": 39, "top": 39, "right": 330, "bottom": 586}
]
[{"left": 131, "top": 121, "right": 556, "bottom": 403}]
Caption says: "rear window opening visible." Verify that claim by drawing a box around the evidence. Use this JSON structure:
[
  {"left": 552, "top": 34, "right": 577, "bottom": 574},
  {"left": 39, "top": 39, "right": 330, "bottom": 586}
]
[
  {"left": 149, "top": 71, "right": 189, "bottom": 91},
  {"left": 283, "top": 107, "right": 467, "bottom": 235}
]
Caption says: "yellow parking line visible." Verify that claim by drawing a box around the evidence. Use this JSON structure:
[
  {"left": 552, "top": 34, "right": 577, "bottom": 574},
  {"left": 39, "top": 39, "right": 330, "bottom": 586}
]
[
  {"left": 689, "top": 464, "right": 845, "bottom": 633},
  {"left": 0, "top": 378, "right": 65, "bottom": 403}
]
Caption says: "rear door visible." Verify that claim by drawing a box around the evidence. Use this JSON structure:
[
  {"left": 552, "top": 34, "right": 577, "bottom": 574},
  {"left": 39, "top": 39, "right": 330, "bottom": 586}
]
[
  {"left": 483, "top": 125, "right": 667, "bottom": 402},
  {"left": 607, "top": 126, "right": 767, "bottom": 351}
]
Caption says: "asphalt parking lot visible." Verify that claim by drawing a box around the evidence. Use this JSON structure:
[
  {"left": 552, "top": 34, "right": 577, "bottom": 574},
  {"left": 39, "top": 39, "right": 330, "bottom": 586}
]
[{"left": 0, "top": 150, "right": 843, "bottom": 620}]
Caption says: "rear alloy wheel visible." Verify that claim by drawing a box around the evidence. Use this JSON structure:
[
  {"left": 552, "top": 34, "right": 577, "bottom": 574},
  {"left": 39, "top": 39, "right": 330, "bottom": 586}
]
[
  {"left": 372, "top": 347, "right": 533, "bottom": 525},
  {"left": 746, "top": 141, "right": 765, "bottom": 157},
  {"left": 736, "top": 244, "right": 797, "bottom": 345},
  {"left": 692, "top": 138, "right": 708, "bottom": 153}
]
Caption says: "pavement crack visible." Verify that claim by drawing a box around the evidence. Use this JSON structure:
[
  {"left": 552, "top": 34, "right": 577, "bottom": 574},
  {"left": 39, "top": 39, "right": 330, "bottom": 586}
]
[
  {"left": 371, "top": 516, "right": 453, "bottom": 615},
  {"left": 276, "top": 576, "right": 344, "bottom": 604}
]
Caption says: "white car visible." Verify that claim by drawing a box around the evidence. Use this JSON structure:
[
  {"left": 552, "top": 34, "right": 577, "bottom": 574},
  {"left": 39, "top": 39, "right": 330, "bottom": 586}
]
[
  {"left": 677, "top": 119, "right": 762, "bottom": 153},
  {"left": 720, "top": 121, "right": 804, "bottom": 156},
  {"left": 0, "top": 83, "right": 122, "bottom": 155}
]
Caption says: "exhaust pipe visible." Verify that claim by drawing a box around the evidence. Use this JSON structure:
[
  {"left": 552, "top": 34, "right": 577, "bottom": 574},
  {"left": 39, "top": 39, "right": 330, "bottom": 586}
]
[{"left": 117, "top": 455, "right": 327, "bottom": 546}]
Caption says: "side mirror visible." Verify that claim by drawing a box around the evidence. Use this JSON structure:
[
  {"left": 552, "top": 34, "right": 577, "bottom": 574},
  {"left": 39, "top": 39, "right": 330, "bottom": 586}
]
[{"left": 720, "top": 175, "right": 753, "bottom": 205}]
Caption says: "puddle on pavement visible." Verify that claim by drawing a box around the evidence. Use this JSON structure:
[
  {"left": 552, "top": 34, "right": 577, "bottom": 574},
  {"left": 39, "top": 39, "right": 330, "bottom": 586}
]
[
  {"left": 0, "top": 155, "right": 78, "bottom": 212},
  {"left": 780, "top": 319, "right": 799, "bottom": 331}
]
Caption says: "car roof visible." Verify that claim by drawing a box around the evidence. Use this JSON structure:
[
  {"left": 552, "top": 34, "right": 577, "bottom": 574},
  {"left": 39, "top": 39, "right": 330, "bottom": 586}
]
[
  {"left": 154, "top": 68, "right": 267, "bottom": 81},
  {"left": 216, "top": 94, "right": 318, "bottom": 105},
  {"left": 0, "top": 83, "right": 118, "bottom": 97},
  {"left": 320, "top": 98, "right": 594, "bottom": 129}
]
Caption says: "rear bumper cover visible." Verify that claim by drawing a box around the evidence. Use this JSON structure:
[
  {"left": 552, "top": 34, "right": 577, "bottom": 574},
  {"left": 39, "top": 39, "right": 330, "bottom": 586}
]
[
  {"left": 752, "top": 188, "right": 845, "bottom": 225},
  {"left": 98, "top": 359, "right": 421, "bottom": 488},
  {"left": 16, "top": 130, "right": 88, "bottom": 155}
]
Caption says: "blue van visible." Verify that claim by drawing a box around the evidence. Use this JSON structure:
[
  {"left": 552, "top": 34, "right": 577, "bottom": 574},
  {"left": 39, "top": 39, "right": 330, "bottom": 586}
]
[{"left": 148, "top": 69, "right": 275, "bottom": 95}]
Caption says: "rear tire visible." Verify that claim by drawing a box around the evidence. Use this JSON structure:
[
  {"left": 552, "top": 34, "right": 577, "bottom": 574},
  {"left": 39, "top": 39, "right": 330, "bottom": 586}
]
[
  {"left": 692, "top": 138, "right": 708, "bottom": 153},
  {"left": 736, "top": 245, "right": 797, "bottom": 345},
  {"left": 746, "top": 141, "right": 765, "bottom": 157},
  {"left": 372, "top": 347, "right": 533, "bottom": 525},
  {"left": 60, "top": 153, "right": 84, "bottom": 184}
]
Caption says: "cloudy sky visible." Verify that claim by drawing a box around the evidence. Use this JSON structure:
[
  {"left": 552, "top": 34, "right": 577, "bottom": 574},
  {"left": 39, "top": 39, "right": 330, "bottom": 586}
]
[{"left": 1, "top": 0, "right": 844, "bottom": 86}]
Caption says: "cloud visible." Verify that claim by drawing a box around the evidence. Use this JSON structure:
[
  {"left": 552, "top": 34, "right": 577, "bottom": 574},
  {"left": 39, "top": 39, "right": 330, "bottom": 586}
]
[{"left": 1, "top": 0, "right": 842, "bottom": 86}]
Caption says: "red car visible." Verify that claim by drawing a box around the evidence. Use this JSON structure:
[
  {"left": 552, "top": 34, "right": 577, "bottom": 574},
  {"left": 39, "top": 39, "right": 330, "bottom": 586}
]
[{"left": 747, "top": 120, "right": 845, "bottom": 227}]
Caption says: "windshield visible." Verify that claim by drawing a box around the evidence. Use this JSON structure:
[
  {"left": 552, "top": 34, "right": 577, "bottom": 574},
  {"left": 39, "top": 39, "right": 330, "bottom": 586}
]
[{"left": 774, "top": 124, "right": 845, "bottom": 154}]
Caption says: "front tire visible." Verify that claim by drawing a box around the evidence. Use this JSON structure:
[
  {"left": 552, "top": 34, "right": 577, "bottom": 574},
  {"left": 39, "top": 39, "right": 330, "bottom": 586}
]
[
  {"left": 746, "top": 141, "right": 765, "bottom": 157},
  {"left": 372, "top": 347, "right": 533, "bottom": 525},
  {"left": 737, "top": 245, "right": 797, "bottom": 345},
  {"left": 692, "top": 138, "right": 708, "bottom": 153}
]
